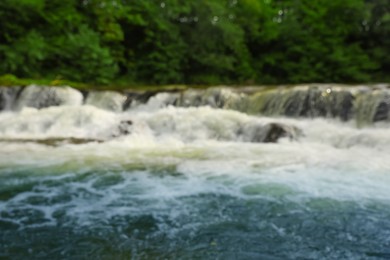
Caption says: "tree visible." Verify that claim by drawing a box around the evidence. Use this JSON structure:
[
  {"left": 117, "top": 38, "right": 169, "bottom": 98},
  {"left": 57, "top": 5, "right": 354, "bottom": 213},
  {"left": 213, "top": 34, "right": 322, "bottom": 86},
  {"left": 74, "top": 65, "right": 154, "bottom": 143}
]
[
  {"left": 0, "top": 0, "right": 388, "bottom": 85},
  {"left": 118, "top": 1, "right": 187, "bottom": 84},
  {"left": 360, "top": 0, "right": 390, "bottom": 82},
  {"left": 0, "top": 0, "right": 47, "bottom": 77},
  {"left": 248, "top": 0, "right": 378, "bottom": 83}
]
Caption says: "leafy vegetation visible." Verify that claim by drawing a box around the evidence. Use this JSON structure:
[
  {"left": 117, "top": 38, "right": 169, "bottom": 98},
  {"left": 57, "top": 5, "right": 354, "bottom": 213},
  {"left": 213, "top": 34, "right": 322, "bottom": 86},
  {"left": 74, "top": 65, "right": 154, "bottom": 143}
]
[{"left": 0, "top": 0, "right": 388, "bottom": 86}]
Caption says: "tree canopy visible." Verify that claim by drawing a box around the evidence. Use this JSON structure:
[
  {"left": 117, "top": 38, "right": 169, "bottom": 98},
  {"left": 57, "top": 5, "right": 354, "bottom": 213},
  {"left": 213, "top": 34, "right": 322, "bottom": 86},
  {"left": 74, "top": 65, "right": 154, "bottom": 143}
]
[{"left": 0, "top": 0, "right": 388, "bottom": 85}]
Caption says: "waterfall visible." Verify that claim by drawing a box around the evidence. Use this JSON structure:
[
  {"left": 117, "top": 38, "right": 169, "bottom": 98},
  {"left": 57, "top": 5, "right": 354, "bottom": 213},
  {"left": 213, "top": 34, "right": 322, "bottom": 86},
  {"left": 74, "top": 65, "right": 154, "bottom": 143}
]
[
  {"left": 0, "top": 84, "right": 389, "bottom": 124},
  {"left": 354, "top": 88, "right": 390, "bottom": 126},
  {"left": 85, "top": 91, "right": 127, "bottom": 112},
  {"left": 13, "top": 85, "right": 83, "bottom": 110},
  {"left": 245, "top": 86, "right": 355, "bottom": 120},
  {"left": 0, "top": 87, "right": 22, "bottom": 110},
  {"left": 175, "top": 88, "right": 244, "bottom": 109},
  {"left": 1, "top": 85, "right": 390, "bottom": 260}
]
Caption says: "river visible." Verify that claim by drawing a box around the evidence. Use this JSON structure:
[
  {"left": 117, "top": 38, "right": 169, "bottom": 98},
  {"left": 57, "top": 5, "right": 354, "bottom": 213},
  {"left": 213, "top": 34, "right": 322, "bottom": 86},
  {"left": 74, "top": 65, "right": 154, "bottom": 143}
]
[{"left": 0, "top": 85, "right": 390, "bottom": 259}]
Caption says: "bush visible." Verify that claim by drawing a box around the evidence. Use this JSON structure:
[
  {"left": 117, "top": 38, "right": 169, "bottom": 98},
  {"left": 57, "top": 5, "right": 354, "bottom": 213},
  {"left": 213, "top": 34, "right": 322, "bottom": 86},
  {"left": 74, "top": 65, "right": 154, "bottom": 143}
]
[{"left": 45, "top": 26, "right": 118, "bottom": 84}]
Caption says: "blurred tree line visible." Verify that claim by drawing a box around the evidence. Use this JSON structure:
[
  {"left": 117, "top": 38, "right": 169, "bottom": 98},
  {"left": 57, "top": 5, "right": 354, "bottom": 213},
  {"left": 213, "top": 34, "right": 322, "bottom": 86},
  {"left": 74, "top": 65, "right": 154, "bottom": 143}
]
[{"left": 0, "top": 0, "right": 388, "bottom": 85}]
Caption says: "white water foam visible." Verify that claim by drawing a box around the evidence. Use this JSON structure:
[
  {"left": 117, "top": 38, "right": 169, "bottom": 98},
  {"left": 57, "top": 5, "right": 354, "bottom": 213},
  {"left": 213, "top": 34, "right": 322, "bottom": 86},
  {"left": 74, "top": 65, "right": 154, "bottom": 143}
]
[
  {"left": 0, "top": 105, "right": 119, "bottom": 139},
  {"left": 1, "top": 105, "right": 390, "bottom": 228},
  {"left": 15, "top": 85, "right": 83, "bottom": 110},
  {"left": 0, "top": 105, "right": 389, "bottom": 169},
  {"left": 85, "top": 91, "right": 127, "bottom": 112}
]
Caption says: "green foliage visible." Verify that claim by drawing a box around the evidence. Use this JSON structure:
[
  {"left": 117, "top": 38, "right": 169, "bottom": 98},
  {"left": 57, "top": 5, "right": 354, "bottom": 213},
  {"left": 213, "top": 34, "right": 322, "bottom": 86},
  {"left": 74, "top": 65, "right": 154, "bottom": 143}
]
[
  {"left": 0, "top": 0, "right": 46, "bottom": 77},
  {"left": 0, "top": 31, "right": 47, "bottom": 77},
  {"left": 0, "top": 74, "right": 87, "bottom": 89},
  {"left": 81, "top": 0, "right": 126, "bottom": 69},
  {"left": 117, "top": 0, "right": 189, "bottom": 84},
  {"left": 0, "top": 74, "right": 19, "bottom": 86},
  {"left": 250, "top": 0, "right": 380, "bottom": 83},
  {"left": 45, "top": 25, "right": 118, "bottom": 84},
  {"left": 360, "top": 0, "right": 390, "bottom": 81},
  {"left": 0, "top": 0, "right": 388, "bottom": 85},
  {"left": 181, "top": 0, "right": 251, "bottom": 84}
]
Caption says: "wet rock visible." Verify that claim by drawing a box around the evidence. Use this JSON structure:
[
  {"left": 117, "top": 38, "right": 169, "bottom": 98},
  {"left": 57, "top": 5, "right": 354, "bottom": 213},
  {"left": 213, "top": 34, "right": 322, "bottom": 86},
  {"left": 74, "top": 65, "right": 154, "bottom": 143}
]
[
  {"left": 303, "top": 87, "right": 354, "bottom": 120},
  {"left": 355, "top": 89, "right": 390, "bottom": 125},
  {"left": 247, "top": 86, "right": 355, "bottom": 121},
  {"left": 0, "top": 137, "right": 103, "bottom": 146},
  {"left": 118, "top": 120, "right": 133, "bottom": 135},
  {"left": 111, "top": 120, "right": 133, "bottom": 137},
  {"left": 318, "top": 89, "right": 354, "bottom": 121},
  {"left": 373, "top": 98, "right": 390, "bottom": 122},
  {"left": 263, "top": 123, "right": 300, "bottom": 143},
  {"left": 123, "top": 91, "right": 160, "bottom": 110},
  {"left": 374, "top": 104, "right": 389, "bottom": 122},
  {"left": 242, "top": 122, "right": 302, "bottom": 143}
]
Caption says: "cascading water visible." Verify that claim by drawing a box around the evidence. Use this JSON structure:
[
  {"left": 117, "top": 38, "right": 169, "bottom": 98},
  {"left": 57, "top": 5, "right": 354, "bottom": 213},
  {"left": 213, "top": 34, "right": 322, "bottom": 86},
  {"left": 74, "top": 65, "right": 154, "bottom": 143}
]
[
  {"left": 0, "top": 87, "right": 22, "bottom": 111},
  {"left": 85, "top": 91, "right": 127, "bottom": 112},
  {"left": 14, "top": 85, "right": 83, "bottom": 110},
  {"left": 0, "top": 84, "right": 390, "bottom": 259}
]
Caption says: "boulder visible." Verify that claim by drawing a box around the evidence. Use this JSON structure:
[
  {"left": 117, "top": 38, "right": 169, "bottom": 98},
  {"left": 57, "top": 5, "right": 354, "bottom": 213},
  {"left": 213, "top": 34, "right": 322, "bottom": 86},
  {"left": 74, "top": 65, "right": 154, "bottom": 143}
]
[
  {"left": 262, "top": 123, "right": 301, "bottom": 143},
  {"left": 111, "top": 119, "right": 133, "bottom": 138},
  {"left": 242, "top": 122, "right": 302, "bottom": 143},
  {"left": 118, "top": 120, "right": 133, "bottom": 135},
  {"left": 373, "top": 96, "right": 390, "bottom": 122}
]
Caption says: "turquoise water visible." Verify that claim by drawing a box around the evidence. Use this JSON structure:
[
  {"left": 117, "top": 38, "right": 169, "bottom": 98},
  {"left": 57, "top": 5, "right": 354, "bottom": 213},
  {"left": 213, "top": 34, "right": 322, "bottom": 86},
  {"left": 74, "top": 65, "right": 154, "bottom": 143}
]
[
  {"left": 1, "top": 106, "right": 390, "bottom": 259},
  {"left": 1, "top": 166, "right": 390, "bottom": 259}
]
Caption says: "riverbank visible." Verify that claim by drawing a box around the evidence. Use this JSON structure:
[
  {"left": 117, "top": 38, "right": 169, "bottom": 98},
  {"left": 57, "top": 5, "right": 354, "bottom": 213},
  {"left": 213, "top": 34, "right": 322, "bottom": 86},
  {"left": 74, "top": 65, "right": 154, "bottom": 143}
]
[
  {"left": 1, "top": 74, "right": 389, "bottom": 92},
  {"left": 0, "top": 74, "right": 209, "bottom": 92}
]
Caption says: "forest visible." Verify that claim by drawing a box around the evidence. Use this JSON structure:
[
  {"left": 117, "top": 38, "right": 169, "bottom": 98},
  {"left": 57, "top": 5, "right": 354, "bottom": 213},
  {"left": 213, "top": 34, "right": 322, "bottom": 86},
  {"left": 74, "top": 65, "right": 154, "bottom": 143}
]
[{"left": 0, "top": 0, "right": 388, "bottom": 86}]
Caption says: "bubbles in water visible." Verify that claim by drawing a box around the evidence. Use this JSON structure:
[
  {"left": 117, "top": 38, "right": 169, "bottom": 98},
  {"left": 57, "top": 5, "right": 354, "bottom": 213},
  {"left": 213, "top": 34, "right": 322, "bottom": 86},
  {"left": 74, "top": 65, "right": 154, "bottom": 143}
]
[{"left": 1, "top": 101, "right": 390, "bottom": 259}]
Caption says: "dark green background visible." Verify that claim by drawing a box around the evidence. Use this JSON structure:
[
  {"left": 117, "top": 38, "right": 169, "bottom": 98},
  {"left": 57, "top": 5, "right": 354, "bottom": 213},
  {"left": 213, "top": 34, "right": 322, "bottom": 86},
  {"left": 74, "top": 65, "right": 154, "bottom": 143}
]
[{"left": 0, "top": 0, "right": 388, "bottom": 85}]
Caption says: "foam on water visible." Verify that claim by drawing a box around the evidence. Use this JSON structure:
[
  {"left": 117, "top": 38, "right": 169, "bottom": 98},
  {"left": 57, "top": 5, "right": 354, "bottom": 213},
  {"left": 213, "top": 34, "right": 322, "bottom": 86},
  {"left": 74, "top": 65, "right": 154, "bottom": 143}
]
[
  {"left": 15, "top": 85, "right": 83, "bottom": 110},
  {"left": 0, "top": 105, "right": 119, "bottom": 139},
  {"left": 85, "top": 91, "right": 127, "bottom": 112},
  {"left": 0, "top": 104, "right": 389, "bottom": 170},
  {"left": 1, "top": 105, "right": 390, "bottom": 258}
]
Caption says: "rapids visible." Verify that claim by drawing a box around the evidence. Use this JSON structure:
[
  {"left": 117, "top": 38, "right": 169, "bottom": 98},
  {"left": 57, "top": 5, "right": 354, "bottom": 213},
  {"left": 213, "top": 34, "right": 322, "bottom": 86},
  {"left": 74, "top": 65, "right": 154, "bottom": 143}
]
[{"left": 0, "top": 85, "right": 390, "bottom": 259}]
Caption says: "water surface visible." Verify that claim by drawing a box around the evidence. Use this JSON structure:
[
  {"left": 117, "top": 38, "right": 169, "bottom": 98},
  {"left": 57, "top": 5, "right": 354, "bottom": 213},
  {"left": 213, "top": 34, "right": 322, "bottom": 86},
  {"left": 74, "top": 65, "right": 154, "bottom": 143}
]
[{"left": 1, "top": 105, "right": 390, "bottom": 259}]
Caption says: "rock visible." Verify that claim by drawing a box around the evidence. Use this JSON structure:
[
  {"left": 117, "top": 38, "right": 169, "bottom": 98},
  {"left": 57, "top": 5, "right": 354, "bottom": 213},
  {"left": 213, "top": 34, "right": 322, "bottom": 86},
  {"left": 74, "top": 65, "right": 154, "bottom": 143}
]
[
  {"left": 118, "top": 120, "right": 133, "bottom": 135},
  {"left": 0, "top": 137, "right": 103, "bottom": 146},
  {"left": 111, "top": 120, "right": 133, "bottom": 138},
  {"left": 355, "top": 89, "right": 390, "bottom": 124},
  {"left": 123, "top": 91, "right": 161, "bottom": 110},
  {"left": 263, "top": 123, "right": 300, "bottom": 143},
  {"left": 373, "top": 98, "right": 390, "bottom": 122},
  {"left": 242, "top": 122, "right": 301, "bottom": 143},
  {"left": 247, "top": 86, "right": 355, "bottom": 121},
  {"left": 303, "top": 87, "right": 354, "bottom": 120}
]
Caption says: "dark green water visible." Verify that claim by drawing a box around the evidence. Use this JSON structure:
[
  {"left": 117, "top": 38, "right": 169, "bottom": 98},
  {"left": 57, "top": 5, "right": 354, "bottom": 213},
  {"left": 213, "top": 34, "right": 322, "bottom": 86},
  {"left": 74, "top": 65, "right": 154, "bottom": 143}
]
[{"left": 1, "top": 167, "right": 390, "bottom": 260}]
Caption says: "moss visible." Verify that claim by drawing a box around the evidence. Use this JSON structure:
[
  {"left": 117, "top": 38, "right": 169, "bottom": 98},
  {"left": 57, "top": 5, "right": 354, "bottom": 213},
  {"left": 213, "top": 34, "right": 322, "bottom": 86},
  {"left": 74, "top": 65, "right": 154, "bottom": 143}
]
[
  {"left": 0, "top": 74, "right": 87, "bottom": 89},
  {"left": 0, "top": 74, "right": 233, "bottom": 92}
]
